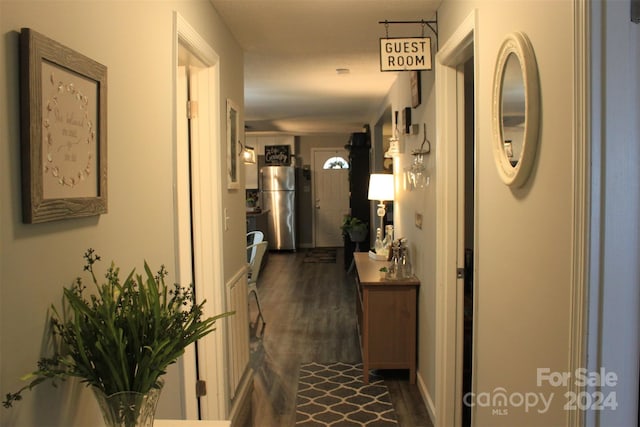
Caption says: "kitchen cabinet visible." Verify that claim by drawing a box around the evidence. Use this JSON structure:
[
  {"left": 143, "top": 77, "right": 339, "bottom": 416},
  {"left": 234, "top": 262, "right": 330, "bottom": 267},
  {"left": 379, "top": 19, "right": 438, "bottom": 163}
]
[{"left": 246, "top": 209, "right": 269, "bottom": 236}]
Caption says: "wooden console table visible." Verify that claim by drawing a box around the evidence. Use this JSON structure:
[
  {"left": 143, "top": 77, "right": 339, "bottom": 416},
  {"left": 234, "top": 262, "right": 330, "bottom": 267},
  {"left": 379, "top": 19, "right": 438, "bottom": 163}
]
[{"left": 353, "top": 252, "right": 419, "bottom": 384}]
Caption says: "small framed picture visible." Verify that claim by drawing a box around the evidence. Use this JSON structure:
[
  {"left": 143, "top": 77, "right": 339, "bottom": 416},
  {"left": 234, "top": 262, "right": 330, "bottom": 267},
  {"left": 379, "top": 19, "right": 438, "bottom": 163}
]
[
  {"left": 410, "top": 71, "right": 421, "bottom": 108},
  {"left": 226, "top": 98, "right": 241, "bottom": 189},
  {"left": 504, "top": 140, "right": 514, "bottom": 158},
  {"left": 19, "top": 28, "right": 108, "bottom": 223}
]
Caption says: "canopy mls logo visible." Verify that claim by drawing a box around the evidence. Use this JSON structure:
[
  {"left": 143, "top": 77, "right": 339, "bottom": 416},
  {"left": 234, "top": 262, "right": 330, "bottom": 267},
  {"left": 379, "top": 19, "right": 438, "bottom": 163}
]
[
  {"left": 463, "top": 368, "right": 620, "bottom": 416},
  {"left": 380, "top": 37, "right": 432, "bottom": 71}
]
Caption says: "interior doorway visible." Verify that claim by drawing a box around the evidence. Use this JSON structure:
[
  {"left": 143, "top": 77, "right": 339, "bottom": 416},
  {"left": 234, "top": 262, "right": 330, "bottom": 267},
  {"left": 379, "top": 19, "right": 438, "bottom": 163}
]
[
  {"left": 311, "top": 148, "right": 350, "bottom": 247},
  {"left": 461, "top": 57, "right": 475, "bottom": 427},
  {"left": 434, "top": 11, "right": 476, "bottom": 427},
  {"left": 174, "top": 13, "right": 226, "bottom": 420}
]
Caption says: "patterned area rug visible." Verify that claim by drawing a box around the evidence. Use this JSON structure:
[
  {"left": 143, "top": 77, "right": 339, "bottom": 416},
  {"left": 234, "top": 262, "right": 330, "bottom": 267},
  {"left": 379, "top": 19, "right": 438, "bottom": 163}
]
[
  {"left": 295, "top": 362, "right": 399, "bottom": 426},
  {"left": 303, "top": 248, "right": 337, "bottom": 263}
]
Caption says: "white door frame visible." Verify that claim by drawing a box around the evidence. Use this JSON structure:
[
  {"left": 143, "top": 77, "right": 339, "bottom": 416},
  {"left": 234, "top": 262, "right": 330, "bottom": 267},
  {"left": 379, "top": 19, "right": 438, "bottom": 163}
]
[
  {"left": 173, "top": 13, "right": 226, "bottom": 420},
  {"left": 434, "top": 10, "right": 476, "bottom": 427},
  {"left": 569, "top": 1, "right": 590, "bottom": 425}
]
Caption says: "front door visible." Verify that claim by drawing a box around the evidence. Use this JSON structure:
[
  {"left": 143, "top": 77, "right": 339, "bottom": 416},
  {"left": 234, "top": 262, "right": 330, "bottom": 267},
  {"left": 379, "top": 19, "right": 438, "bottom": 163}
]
[{"left": 312, "top": 148, "right": 350, "bottom": 247}]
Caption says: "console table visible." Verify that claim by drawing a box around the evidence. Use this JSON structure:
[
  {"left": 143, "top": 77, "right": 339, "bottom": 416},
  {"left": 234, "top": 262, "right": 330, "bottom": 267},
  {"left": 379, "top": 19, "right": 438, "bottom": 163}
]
[{"left": 353, "top": 252, "right": 419, "bottom": 384}]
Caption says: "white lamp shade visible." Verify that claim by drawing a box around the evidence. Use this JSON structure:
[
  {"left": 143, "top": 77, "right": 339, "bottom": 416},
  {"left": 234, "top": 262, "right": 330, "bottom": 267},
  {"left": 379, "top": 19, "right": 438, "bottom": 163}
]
[{"left": 368, "top": 173, "right": 394, "bottom": 201}]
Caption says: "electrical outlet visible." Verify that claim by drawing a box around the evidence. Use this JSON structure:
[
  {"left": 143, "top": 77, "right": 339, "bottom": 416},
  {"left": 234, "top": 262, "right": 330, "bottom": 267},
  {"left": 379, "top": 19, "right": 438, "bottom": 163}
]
[{"left": 415, "top": 212, "right": 423, "bottom": 229}]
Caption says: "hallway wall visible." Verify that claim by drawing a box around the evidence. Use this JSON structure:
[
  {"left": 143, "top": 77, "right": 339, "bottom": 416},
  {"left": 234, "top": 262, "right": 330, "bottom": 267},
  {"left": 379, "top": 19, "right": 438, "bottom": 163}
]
[
  {"left": 368, "top": 12, "right": 437, "bottom": 423},
  {"left": 373, "top": 0, "right": 577, "bottom": 425},
  {"left": 0, "top": 1, "right": 245, "bottom": 425},
  {"left": 370, "top": 68, "right": 438, "bottom": 414},
  {"left": 442, "top": 3, "right": 574, "bottom": 426},
  {"left": 375, "top": 1, "right": 639, "bottom": 426}
]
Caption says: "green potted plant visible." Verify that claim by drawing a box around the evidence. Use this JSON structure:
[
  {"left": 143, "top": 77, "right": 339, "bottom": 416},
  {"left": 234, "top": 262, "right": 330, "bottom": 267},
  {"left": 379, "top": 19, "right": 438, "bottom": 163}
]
[
  {"left": 341, "top": 215, "right": 368, "bottom": 242},
  {"left": 3, "top": 249, "right": 232, "bottom": 426}
]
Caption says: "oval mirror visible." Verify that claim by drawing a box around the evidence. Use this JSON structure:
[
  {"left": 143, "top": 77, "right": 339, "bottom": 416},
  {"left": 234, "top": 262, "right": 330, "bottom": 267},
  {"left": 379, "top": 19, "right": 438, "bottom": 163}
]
[{"left": 491, "top": 32, "right": 540, "bottom": 187}]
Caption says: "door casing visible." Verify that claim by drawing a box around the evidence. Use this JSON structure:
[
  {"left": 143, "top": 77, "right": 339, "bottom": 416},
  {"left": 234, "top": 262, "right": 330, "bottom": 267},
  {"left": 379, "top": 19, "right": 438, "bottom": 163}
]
[
  {"left": 434, "top": 10, "right": 477, "bottom": 427},
  {"left": 173, "top": 12, "right": 226, "bottom": 420}
]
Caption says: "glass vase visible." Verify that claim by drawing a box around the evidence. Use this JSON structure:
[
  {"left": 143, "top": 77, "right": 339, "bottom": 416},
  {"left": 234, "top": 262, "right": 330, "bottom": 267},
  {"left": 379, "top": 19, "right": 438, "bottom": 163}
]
[{"left": 92, "top": 384, "right": 163, "bottom": 427}]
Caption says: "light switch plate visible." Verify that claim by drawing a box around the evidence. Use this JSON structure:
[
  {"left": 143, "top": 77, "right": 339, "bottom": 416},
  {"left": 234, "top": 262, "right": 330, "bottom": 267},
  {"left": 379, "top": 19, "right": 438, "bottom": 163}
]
[{"left": 415, "top": 212, "right": 423, "bottom": 229}]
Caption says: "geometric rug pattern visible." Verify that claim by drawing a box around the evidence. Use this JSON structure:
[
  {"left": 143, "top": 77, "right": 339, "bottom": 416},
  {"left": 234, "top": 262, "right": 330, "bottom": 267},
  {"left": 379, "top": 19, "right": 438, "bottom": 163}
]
[
  {"left": 295, "top": 362, "right": 399, "bottom": 426},
  {"left": 302, "top": 248, "right": 337, "bottom": 263}
]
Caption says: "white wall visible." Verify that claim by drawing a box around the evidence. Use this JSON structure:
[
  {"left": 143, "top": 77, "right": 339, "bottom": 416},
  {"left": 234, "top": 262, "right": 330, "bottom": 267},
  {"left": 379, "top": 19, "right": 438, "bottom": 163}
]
[
  {"left": 0, "top": 1, "right": 245, "bottom": 425},
  {"left": 453, "top": 4, "right": 574, "bottom": 426},
  {"left": 373, "top": 1, "right": 639, "bottom": 426},
  {"left": 369, "top": 67, "right": 438, "bottom": 409},
  {"left": 372, "top": 0, "right": 579, "bottom": 425}
]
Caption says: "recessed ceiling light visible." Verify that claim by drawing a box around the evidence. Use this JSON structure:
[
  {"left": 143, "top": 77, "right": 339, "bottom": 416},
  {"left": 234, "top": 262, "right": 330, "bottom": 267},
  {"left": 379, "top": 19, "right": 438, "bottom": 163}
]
[{"left": 336, "top": 68, "right": 350, "bottom": 75}]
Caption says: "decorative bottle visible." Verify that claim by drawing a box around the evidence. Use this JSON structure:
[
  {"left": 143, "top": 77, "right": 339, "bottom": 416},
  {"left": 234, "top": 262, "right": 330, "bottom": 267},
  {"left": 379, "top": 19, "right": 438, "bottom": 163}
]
[
  {"left": 399, "top": 238, "right": 412, "bottom": 279},
  {"left": 374, "top": 227, "right": 384, "bottom": 255},
  {"left": 387, "top": 240, "right": 400, "bottom": 280},
  {"left": 382, "top": 225, "right": 394, "bottom": 256}
]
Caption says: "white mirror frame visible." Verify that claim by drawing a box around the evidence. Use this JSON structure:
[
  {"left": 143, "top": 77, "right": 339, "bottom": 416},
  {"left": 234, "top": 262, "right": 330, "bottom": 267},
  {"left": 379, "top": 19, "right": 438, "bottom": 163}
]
[{"left": 491, "top": 32, "right": 540, "bottom": 187}]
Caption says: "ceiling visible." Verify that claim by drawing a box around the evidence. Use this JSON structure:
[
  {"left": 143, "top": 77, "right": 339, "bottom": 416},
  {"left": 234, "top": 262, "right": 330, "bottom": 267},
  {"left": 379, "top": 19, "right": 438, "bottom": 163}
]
[{"left": 210, "top": 0, "right": 441, "bottom": 135}]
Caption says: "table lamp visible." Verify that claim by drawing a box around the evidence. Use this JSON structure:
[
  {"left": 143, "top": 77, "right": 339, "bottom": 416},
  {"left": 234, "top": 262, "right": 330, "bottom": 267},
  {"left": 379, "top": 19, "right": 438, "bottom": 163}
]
[{"left": 367, "top": 173, "right": 394, "bottom": 232}]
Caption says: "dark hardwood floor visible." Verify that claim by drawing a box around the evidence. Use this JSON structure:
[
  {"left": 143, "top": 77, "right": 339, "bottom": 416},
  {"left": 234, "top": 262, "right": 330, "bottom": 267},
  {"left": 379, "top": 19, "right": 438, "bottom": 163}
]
[{"left": 243, "top": 248, "right": 432, "bottom": 427}]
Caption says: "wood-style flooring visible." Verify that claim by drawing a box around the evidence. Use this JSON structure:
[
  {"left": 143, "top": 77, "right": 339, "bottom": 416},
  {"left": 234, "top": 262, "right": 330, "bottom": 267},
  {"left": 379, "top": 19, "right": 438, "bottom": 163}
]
[{"left": 242, "top": 248, "right": 433, "bottom": 427}]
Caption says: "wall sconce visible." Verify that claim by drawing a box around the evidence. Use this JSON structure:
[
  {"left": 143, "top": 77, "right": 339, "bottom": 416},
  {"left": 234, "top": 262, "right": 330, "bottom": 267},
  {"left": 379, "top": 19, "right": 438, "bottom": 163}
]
[
  {"left": 240, "top": 143, "right": 256, "bottom": 164},
  {"left": 406, "top": 124, "right": 430, "bottom": 190},
  {"left": 368, "top": 173, "right": 394, "bottom": 231}
]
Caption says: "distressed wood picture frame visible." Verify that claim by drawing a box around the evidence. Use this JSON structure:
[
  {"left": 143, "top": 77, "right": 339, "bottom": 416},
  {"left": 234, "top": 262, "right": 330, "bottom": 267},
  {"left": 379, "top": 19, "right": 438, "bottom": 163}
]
[
  {"left": 410, "top": 71, "right": 421, "bottom": 108},
  {"left": 19, "top": 28, "right": 107, "bottom": 223},
  {"left": 226, "top": 98, "right": 240, "bottom": 189}
]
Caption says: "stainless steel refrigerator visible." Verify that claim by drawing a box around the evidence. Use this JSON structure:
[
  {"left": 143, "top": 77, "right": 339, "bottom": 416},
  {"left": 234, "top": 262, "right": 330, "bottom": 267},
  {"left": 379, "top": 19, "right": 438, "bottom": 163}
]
[{"left": 261, "top": 166, "right": 296, "bottom": 250}]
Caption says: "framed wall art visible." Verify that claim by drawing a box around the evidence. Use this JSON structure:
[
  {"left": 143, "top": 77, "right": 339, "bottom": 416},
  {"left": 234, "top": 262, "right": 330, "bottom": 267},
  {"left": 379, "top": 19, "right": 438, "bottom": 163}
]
[
  {"left": 410, "top": 71, "right": 421, "bottom": 108},
  {"left": 264, "top": 144, "right": 291, "bottom": 166},
  {"left": 19, "top": 28, "right": 107, "bottom": 223},
  {"left": 226, "top": 98, "right": 240, "bottom": 189}
]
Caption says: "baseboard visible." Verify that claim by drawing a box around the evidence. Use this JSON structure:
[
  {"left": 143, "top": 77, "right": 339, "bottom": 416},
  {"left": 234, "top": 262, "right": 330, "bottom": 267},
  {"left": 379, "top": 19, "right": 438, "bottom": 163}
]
[
  {"left": 416, "top": 370, "right": 436, "bottom": 426},
  {"left": 229, "top": 368, "right": 254, "bottom": 427}
]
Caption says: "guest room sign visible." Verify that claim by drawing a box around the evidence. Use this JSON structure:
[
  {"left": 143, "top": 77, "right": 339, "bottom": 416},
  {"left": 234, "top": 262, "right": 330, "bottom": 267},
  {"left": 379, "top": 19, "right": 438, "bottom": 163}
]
[
  {"left": 19, "top": 28, "right": 107, "bottom": 223},
  {"left": 379, "top": 37, "right": 432, "bottom": 71}
]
